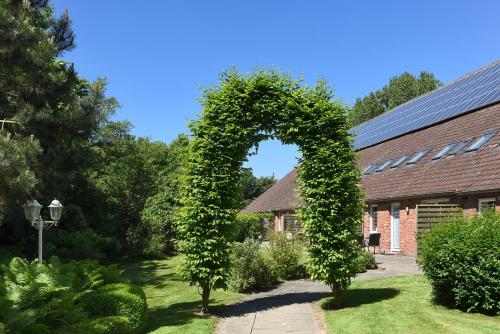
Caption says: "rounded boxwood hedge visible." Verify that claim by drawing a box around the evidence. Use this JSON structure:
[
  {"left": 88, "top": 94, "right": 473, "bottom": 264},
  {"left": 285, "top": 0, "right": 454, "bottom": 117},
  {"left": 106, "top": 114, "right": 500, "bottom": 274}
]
[
  {"left": 80, "top": 283, "right": 148, "bottom": 333},
  {"left": 418, "top": 211, "right": 500, "bottom": 315}
]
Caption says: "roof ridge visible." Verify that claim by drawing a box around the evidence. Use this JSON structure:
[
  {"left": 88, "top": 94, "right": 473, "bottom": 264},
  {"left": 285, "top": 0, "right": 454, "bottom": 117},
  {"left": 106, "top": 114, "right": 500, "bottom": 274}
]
[{"left": 350, "top": 59, "right": 500, "bottom": 132}]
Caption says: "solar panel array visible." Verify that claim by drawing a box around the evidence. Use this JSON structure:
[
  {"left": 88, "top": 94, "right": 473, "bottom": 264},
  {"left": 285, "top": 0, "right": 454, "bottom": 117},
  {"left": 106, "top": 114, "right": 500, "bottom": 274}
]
[{"left": 350, "top": 61, "right": 500, "bottom": 150}]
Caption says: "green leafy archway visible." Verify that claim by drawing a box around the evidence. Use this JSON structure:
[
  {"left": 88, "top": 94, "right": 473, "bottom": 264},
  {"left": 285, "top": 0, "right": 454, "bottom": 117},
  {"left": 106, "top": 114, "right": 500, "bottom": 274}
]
[{"left": 179, "top": 69, "right": 363, "bottom": 313}]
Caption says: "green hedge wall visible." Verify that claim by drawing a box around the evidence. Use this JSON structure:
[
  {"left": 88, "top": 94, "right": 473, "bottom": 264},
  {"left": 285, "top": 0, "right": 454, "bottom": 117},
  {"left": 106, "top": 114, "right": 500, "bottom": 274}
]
[{"left": 418, "top": 211, "right": 500, "bottom": 315}]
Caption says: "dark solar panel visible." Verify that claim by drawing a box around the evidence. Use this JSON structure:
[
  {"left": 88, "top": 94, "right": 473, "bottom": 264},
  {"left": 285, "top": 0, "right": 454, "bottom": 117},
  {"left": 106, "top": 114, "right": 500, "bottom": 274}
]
[{"left": 350, "top": 61, "right": 500, "bottom": 149}]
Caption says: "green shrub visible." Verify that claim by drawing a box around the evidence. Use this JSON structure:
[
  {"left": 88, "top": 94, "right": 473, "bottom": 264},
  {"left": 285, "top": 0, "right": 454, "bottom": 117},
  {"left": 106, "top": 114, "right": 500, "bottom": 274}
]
[
  {"left": 418, "top": 211, "right": 500, "bottom": 315},
  {"left": 91, "top": 316, "right": 134, "bottom": 334},
  {"left": 46, "top": 228, "right": 122, "bottom": 260},
  {"left": 138, "top": 190, "right": 178, "bottom": 258},
  {"left": 355, "top": 251, "right": 378, "bottom": 273},
  {"left": 266, "top": 232, "right": 308, "bottom": 280},
  {"left": 230, "top": 213, "right": 272, "bottom": 242},
  {"left": 80, "top": 283, "right": 148, "bottom": 333},
  {"left": 0, "top": 257, "right": 147, "bottom": 333},
  {"left": 56, "top": 316, "right": 134, "bottom": 334},
  {"left": 228, "top": 239, "right": 277, "bottom": 292}
]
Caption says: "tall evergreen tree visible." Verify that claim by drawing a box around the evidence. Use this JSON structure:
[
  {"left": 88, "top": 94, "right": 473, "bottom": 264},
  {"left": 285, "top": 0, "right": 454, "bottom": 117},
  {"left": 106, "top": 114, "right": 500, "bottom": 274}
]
[{"left": 0, "top": 0, "right": 119, "bottom": 256}]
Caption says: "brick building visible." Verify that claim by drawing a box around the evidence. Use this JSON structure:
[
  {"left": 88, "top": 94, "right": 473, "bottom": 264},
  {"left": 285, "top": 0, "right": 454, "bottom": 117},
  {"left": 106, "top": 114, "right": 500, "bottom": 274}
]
[{"left": 243, "top": 61, "right": 500, "bottom": 256}]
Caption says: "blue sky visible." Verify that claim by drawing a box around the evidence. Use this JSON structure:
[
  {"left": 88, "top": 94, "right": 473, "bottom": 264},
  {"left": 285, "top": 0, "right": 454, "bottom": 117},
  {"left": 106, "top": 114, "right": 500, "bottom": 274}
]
[{"left": 53, "top": 0, "right": 499, "bottom": 179}]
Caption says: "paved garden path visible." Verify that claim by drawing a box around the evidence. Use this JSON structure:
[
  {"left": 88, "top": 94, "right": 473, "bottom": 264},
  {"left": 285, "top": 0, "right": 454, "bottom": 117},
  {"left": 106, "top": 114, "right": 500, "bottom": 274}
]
[{"left": 215, "top": 254, "right": 421, "bottom": 334}]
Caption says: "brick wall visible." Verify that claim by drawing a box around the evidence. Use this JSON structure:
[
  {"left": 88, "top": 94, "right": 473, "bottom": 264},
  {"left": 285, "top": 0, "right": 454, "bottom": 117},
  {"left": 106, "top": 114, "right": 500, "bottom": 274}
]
[
  {"left": 273, "top": 192, "right": 499, "bottom": 257},
  {"left": 363, "top": 192, "right": 500, "bottom": 256}
]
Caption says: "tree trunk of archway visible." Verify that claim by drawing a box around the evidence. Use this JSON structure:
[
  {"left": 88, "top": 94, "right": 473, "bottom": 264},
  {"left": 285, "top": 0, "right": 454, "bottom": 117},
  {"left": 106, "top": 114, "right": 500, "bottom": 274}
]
[
  {"left": 201, "top": 284, "right": 211, "bottom": 314},
  {"left": 330, "top": 283, "right": 342, "bottom": 308}
]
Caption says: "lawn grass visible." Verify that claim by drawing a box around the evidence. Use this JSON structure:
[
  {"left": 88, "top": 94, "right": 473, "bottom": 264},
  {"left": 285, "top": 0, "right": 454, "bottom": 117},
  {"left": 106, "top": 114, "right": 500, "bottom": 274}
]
[
  {"left": 122, "top": 254, "right": 241, "bottom": 334},
  {"left": 321, "top": 275, "right": 500, "bottom": 334}
]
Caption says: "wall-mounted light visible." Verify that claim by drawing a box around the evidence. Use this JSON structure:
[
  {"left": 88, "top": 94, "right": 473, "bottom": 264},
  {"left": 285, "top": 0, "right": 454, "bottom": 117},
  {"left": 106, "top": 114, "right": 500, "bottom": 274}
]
[{"left": 406, "top": 206, "right": 410, "bottom": 215}]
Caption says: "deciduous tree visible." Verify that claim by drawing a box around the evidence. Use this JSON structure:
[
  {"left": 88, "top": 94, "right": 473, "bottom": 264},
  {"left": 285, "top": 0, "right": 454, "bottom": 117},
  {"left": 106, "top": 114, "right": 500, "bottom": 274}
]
[{"left": 347, "top": 71, "right": 441, "bottom": 127}]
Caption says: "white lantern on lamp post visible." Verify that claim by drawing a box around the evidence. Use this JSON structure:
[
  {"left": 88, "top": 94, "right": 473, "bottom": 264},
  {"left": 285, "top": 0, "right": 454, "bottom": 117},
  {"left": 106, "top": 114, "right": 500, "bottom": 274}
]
[
  {"left": 48, "top": 199, "right": 63, "bottom": 224},
  {"left": 23, "top": 199, "right": 63, "bottom": 263}
]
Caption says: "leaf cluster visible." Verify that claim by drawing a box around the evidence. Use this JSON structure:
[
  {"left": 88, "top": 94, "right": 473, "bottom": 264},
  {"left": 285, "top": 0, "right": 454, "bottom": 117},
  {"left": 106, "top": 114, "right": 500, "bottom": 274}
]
[{"left": 0, "top": 256, "right": 146, "bottom": 333}]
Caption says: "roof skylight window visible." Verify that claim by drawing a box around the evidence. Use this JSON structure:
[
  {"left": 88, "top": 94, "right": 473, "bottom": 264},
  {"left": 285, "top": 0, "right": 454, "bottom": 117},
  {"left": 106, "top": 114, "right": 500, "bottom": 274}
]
[
  {"left": 432, "top": 143, "right": 456, "bottom": 160},
  {"left": 375, "top": 160, "right": 392, "bottom": 172},
  {"left": 363, "top": 163, "right": 377, "bottom": 175},
  {"left": 465, "top": 131, "right": 496, "bottom": 152},
  {"left": 448, "top": 139, "right": 471, "bottom": 155},
  {"left": 406, "top": 148, "right": 431, "bottom": 165},
  {"left": 390, "top": 155, "right": 408, "bottom": 168}
]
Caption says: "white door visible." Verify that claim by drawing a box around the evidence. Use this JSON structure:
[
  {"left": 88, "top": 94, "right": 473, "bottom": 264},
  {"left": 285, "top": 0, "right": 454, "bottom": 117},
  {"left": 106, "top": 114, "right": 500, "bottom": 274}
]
[{"left": 391, "top": 203, "right": 400, "bottom": 251}]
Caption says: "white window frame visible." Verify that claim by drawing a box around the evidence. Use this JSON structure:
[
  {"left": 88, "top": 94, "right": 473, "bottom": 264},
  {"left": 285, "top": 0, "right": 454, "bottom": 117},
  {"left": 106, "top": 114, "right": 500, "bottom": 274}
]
[
  {"left": 478, "top": 198, "right": 496, "bottom": 212},
  {"left": 370, "top": 205, "right": 378, "bottom": 233},
  {"left": 390, "top": 202, "right": 400, "bottom": 252}
]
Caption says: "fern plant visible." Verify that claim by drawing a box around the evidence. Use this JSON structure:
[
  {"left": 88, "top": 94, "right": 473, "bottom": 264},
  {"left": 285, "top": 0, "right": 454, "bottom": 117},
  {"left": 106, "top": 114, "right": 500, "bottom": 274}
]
[{"left": 0, "top": 257, "right": 141, "bottom": 334}]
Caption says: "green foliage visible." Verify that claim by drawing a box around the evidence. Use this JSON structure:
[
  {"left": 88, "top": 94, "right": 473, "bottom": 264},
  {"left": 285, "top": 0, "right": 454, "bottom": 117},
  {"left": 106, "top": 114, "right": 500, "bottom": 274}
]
[
  {"left": 418, "top": 212, "right": 500, "bottom": 315},
  {"left": 266, "top": 232, "right": 308, "bottom": 280},
  {"left": 179, "top": 68, "right": 362, "bottom": 312},
  {"left": 44, "top": 204, "right": 122, "bottom": 260},
  {"left": 0, "top": 257, "right": 146, "bottom": 334},
  {"left": 347, "top": 71, "right": 441, "bottom": 127},
  {"left": 228, "top": 239, "right": 277, "bottom": 292},
  {"left": 55, "top": 316, "right": 134, "bottom": 334},
  {"left": 354, "top": 251, "right": 378, "bottom": 273},
  {"left": 137, "top": 135, "right": 190, "bottom": 257},
  {"left": 80, "top": 283, "right": 147, "bottom": 333},
  {"left": 0, "top": 0, "right": 124, "bottom": 260},
  {"left": 89, "top": 316, "right": 134, "bottom": 334},
  {"left": 230, "top": 213, "right": 271, "bottom": 242},
  {"left": 0, "top": 133, "right": 41, "bottom": 200},
  {"left": 89, "top": 123, "right": 170, "bottom": 253}
]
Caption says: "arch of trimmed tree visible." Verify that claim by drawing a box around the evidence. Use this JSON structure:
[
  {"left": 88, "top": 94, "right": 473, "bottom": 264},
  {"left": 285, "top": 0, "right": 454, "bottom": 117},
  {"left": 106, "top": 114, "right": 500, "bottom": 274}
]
[{"left": 179, "top": 69, "right": 363, "bottom": 313}]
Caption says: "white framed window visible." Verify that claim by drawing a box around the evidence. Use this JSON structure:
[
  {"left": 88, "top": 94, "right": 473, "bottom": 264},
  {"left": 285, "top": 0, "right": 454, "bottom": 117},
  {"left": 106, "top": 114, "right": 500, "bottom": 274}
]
[
  {"left": 478, "top": 198, "right": 496, "bottom": 212},
  {"left": 370, "top": 205, "right": 378, "bottom": 232},
  {"left": 421, "top": 198, "right": 450, "bottom": 204}
]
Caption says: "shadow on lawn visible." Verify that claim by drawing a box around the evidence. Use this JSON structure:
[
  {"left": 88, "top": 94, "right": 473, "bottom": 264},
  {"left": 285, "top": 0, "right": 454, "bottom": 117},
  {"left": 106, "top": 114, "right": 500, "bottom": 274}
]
[
  {"left": 321, "top": 288, "right": 400, "bottom": 310},
  {"left": 123, "top": 260, "right": 183, "bottom": 289},
  {"left": 147, "top": 299, "right": 226, "bottom": 332}
]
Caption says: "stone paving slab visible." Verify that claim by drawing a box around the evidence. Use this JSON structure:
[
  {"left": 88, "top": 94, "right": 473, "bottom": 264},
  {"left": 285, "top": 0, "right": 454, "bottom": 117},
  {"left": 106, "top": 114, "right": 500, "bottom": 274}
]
[{"left": 215, "top": 254, "right": 421, "bottom": 334}]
